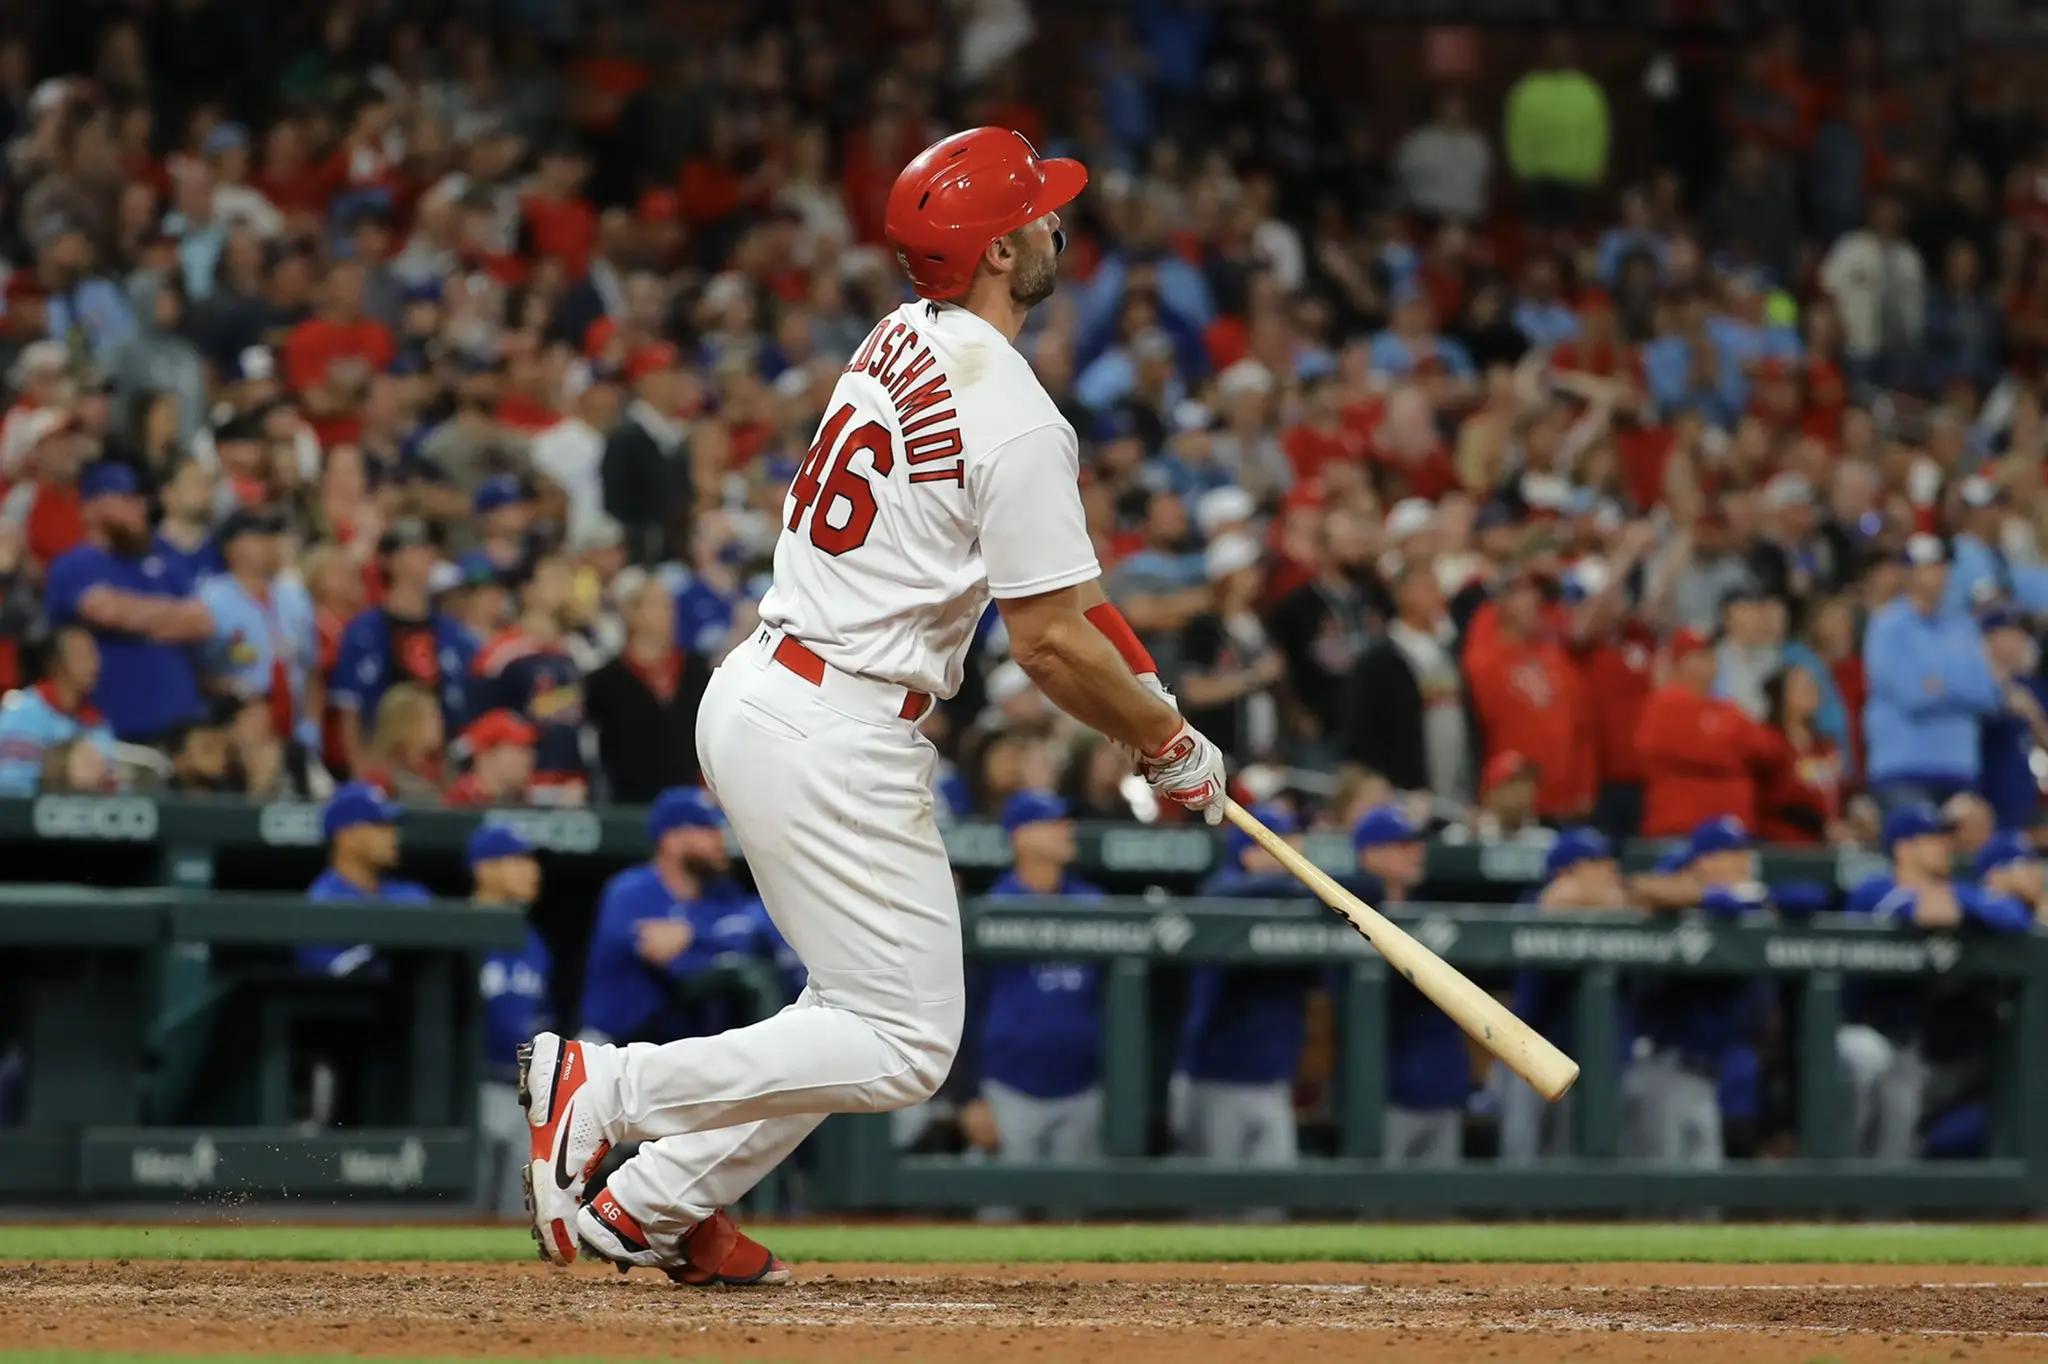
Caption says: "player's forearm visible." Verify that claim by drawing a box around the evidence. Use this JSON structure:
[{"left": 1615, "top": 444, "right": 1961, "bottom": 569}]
[{"left": 1010, "top": 610, "right": 1180, "bottom": 754}]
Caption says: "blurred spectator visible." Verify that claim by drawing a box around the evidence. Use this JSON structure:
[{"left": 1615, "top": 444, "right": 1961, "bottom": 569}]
[
  {"left": 1636, "top": 628, "right": 1773, "bottom": 837},
  {"left": 43, "top": 462, "right": 210, "bottom": 743},
  {"left": 470, "top": 825, "right": 551, "bottom": 1217},
  {"left": 474, "top": 551, "right": 587, "bottom": 803},
  {"left": 965, "top": 792, "right": 1104, "bottom": 1176},
  {"left": 1394, "top": 90, "right": 1491, "bottom": 226},
  {"left": 604, "top": 343, "right": 694, "bottom": 566},
  {"left": 1702, "top": 141, "right": 1801, "bottom": 290},
  {"left": 1355, "top": 557, "right": 1466, "bottom": 801},
  {"left": 329, "top": 518, "right": 477, "bottom": 772},
  {"left": 1354, "top": 804, "right": 1467, "bottom": 1166},
  {"left": 0, "top": 625, "right": 113, "bottom": 795},
  {"left": 580, "top": 787, "right": 749, "bottom": 1045},
  {"left": 445, "top": 709, "right": 539, "bottom": 808},
  {"left": 1462, "top": 566, "right": 1585, "bottom": 822},
  {"left": 1177, "top": 533, "right": 1282, "bottom": 768},
  {"left": 1451, "top": 750, "right": 1549, "bottom": 847},
  {"left": 166, "top": 697, "right": 239, "bottom": 793},
  {"left": 1976, "top": 612, "right": 2048, "bottom": 833},
  {"left": 199, "top": 508, "right": 321, "bottom": 767},
  {"left": 108, "top": 274, "right": 204, "bottom": 448},
  {"left": 1819, "top": 192, "right": 1925, "bottom": 388},
  {"left": 1105, "top": 491, "right": 1206, "bottom": 681},
  {"left": 585, "top": 568, "right": 709, "bottom": 802},
  {"left": 1863, "top": 536, "right": 2000, "bottom": 813},
  {"left": 1270, "top": 507, "right": 1383, "bottom": 769},
  {"left": 357, "top": 682, "right": 446, "bottom": 805},
  {"left": 1755, "top": 664, "right": 1848, "bottom": 844},
  {"left": 1502, "top": 32, "right": 1609, "bottom": 229},
  {"left": 1922, "top": 242, "right": 2002, "bottom": 395}
]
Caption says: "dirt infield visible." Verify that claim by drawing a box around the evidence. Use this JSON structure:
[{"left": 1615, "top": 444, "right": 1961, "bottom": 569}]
[{"left": 7, "top": 1259, "right": 2048, "bottom": 1363}]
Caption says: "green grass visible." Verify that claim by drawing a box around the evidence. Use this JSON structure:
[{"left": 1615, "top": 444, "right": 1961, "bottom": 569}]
[{"left": 5, "top": 1221, "right": 2048, "bottom": 1265}]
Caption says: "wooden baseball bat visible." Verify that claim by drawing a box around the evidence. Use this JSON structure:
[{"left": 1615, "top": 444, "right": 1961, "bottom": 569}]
[{"left": 1220, "top": 798, "right": 1580, "bottom": 1103}]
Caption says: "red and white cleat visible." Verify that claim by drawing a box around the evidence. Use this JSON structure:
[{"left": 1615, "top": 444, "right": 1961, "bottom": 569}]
[
  {"left": 577, "top": 1192, "right": 791, "bottom": 1287},
  {"left": 517, "top": 1032, "right": 612, "bottom": 1266}
]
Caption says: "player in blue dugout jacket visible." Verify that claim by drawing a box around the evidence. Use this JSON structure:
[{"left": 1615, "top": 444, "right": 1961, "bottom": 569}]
[
  {"left": 1498, "top": 827, "right": 1628, "bottom": 1163},
  {"left": 302, "top": 782, "right": 432, "bottom": 977},
  {"left": 1862, "top": 535, "right": 2003, "bottom": 813},
  {"left": 1171, "top": 801, "right": 1311, "bottom": 1173},
  {"left": 1621, "top": 816, "right": 1771, "bottom": 1169},
  {"left": 965, "top": 791, "right": 1106, "bottom": 1168},
  {"left": 581, "top": 787, "right": 770, "bottom": 1043},
  {"left": 1354, "top": 803, "right": 1469, "bottom": 1167},
  {"left": 1842, "top": 804, "right": 2034, "bottom": 1159},
  {"left": 469, "top": 825, "right": 553, "bottom": 1216}
]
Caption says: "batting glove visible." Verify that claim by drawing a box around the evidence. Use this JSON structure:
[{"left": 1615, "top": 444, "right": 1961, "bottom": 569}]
[{"left": 1139, "top": 719, "right": 1228, "bottom": 825}]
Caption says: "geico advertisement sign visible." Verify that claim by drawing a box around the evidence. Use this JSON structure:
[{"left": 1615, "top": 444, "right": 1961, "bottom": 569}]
[{"left": 33, "top": 796, "right": 159, "bottom": 841}]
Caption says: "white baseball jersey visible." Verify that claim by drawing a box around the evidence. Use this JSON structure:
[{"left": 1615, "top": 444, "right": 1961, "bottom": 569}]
[{"left": 758, "top": 300, "right": 1101, "bottom": 698}]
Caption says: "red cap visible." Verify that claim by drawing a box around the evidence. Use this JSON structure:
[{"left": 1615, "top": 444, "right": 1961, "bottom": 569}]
[
  {"left": 637, "top": 188, "right": 680, "bottom": 222},
  {"left": 464, "top": 708, "right": 538, "bottom": 753},
  {"left": 625, "top": 342, "right": 679, "bottom": 384},
  {"left": 1482, "top": 750, "right": 1538, "bottom": 794},
  {"left": 1668, "top": 627, "right": 1715, "bottom": 657}
]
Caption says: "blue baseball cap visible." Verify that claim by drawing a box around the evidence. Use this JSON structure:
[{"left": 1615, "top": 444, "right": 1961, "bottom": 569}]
[
  {"left": 466, "top": 824, "right": 534, "bottom": 867},
  {"left": 1686, "top": 815, "right": 1752, "bottom": 862},
  {"left": 1545, "top": 827, "right": 1612, "bottom": 880},
  {"left": 649, "top": 786, "right": 724, "bottom": 840},
  {"left": 474, "top": 475, "right": 526, "bottom": 515},
  {"left": 1882, "top": 803, "right": 1954, "bottom": 851},
  {"left": 1227, "top": 801, "right": 1298, "bottom": 860},
  {"left": 1352, "top": 804, "right": 1421, "bottom": 850},
  {"left": 1001, "top": 790, "right": 1068, "bottom": 833},
  {"left": 79, "top": 462, "right": 137, "bottom": 500},
  {"left": 1976, "top": 831, "right": 2037, "bottom": 879},
  {"left": 1653, "top": 845, "right": 1692, "bottom": 875},
  {"left": 323, "top": 781, "right": 404, "bottom": 839}
]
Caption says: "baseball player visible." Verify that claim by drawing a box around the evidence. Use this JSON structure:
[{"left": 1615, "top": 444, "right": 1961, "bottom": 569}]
[
  {"left": 1497, "top": 826, "right": 1624, "bottom": 1163},
  {"left": 519, "top": 128, "right": 1228, "bottom": 1283},
  {"left": 470, "top": 826, "right": 553, "bottom": 1215},
  {"left": 1172, "top": 801, "right": 1312, "bottom": 1176},
  {"left": 578, "top": 788, "right": 758, "bottom": 1046},
  {"left": 1354, "top": 804, "right": 1470, "bottom": 1166},
  {"left": 1843, "top": 805, "right": 2032, "bottom": 1159},
  {"left": 1621, "top": 816, "right": 1770, "bottom": 1168},
  {"left": 965, "top": 791, "right": 1105, "bottom": 1171}
]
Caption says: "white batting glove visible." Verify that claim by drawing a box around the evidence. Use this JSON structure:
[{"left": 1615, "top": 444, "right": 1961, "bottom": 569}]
[{"left": 1139, "top": 719, "right": 1228, "bottom": 825}]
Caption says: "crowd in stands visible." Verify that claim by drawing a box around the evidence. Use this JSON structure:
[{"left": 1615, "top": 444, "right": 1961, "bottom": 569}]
[
  {"left": 6, "top": 0, "right": 2048, "bottom": 1175},
  {"left": 1, "top": 0, "right": 2047, "bottom": 870}
]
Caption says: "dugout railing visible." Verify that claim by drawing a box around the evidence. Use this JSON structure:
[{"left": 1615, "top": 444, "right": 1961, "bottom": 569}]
[{"left": 0, "top": 794, "right": 2038, "bottom": 1210}]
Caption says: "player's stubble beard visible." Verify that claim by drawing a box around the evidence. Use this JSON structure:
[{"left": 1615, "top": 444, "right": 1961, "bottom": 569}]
[{"left": 1011, "top": 236, "right": 1058, "bottom": 309}]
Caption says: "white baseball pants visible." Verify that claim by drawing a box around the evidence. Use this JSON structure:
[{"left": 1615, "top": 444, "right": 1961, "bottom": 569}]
[{"left": 595, "top": 628, "right": 966, "bottom": 1248}]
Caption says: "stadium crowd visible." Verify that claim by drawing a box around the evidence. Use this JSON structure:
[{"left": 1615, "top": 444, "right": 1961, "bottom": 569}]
[{"left": 3, "top": 1, "right": 2048, "bottom": 1172}]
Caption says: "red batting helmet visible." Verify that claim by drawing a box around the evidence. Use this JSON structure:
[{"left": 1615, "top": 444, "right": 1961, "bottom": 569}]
[{"left": 885, "top": 127, "right": 1088, "bottom": 301}]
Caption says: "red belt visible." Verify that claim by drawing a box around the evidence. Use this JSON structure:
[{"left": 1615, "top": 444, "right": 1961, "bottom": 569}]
[{"left": 772, "top": 635, "right": 932, "bottom": 722}]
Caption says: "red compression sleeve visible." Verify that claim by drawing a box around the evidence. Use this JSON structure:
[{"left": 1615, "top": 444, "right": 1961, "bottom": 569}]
[{"left": 1084, "top": 601, "right": 1157, "bottom": 676}]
